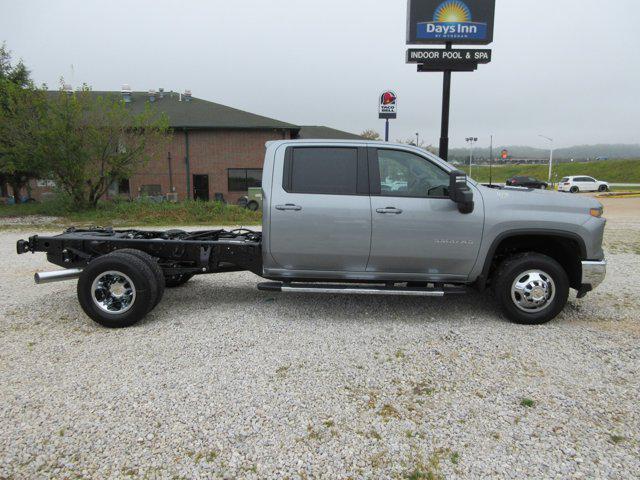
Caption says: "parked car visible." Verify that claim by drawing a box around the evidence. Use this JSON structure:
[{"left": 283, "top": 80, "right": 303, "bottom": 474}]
[
  {"left": 17, "top": 140, "right": 606, "bottom": 327},
  {"left": 506, "top": 176, "right": 548, "bottom": 189},
  {"left": 558, "top": 176, "right": 609, "bottom": 193}
]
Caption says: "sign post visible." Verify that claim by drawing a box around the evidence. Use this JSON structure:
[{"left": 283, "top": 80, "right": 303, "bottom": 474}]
[
  {"left": 406, "top": 0, "right": 495, "bottom": 161},
  {"left": 378, "top": 91, "right": 397, "bottom": 142}
]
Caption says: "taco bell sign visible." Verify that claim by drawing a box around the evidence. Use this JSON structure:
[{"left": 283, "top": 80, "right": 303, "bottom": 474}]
[
  {"left": 407, "top": 0, "right": 495, "bottom": 45},
  {"left": 379, "top": 91, "right": 398, "bottom": 119}
]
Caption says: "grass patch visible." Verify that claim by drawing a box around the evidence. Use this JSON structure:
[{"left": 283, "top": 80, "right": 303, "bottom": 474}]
[
  {"left": 379, "top": 403, "right": 401, "bottom": 419},
  {"left": 609, "top": 434, "right": 627, "bottom": 444},
  {"left": 520, "top": 397, "right": 535, "bottom": 408},
  {"left": 460, "top": 158, "right": 640, "bottom": 184},
  {"left": 368, "top": 429, "right": 382, "bottom": 440},
  {"left": 306, "top": 424, "right": 321, "bottom": 440},
  {"left": 405, "top": 452, "right": 444, "bottom": 480},
  {"left": 412, "top": 381, "right": 435, "bottom": 396},
  {"left": 0, "top": 199, "right": 261, "bottom": 227},
  {"left": 190, "top": 449, "right": 218, "bottom": 463}
]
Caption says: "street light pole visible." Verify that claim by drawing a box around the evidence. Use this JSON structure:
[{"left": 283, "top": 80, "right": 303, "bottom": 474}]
[
  {"left": 489, "top": 134, "right": 493, "bottom": 186},
  {"left": 539, "top": 135, "right": 554, "bottom": 184},
  {"left": 465, "top": 137, "right": 478, "bottom": 177}
]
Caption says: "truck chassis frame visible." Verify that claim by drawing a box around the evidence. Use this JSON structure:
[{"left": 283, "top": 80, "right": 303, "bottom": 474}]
[{"left": 17, "top": 227, "right": 263, "bottom": 278}]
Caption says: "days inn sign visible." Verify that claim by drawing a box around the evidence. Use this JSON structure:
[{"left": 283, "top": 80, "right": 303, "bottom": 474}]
[{"left": 407, "top": 0, "right": 496, "bottom": 45}]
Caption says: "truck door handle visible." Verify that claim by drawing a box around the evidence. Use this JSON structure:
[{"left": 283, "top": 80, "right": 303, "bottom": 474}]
[
  {"left": 275, "top": 204, "right": 302, "bottom": 211},
  {"left": 376, "top": 207, "right": 403, "bottom": 214}
]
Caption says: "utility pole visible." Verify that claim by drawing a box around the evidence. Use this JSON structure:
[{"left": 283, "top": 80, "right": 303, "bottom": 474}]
[
  {"left": 415, "top": 132, "right": 419, "bottom": 147},
  {"left": 539, "top": 134, "right": 554, "bottom": 184}
]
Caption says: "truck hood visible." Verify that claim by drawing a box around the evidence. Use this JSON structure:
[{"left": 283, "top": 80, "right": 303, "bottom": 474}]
[{"left": 478, "top": 184, "right": 603, "bottom": 213}]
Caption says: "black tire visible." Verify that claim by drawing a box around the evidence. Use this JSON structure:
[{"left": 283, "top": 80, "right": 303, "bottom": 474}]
[
  {"left": 570, "top": 186, "right": 579, "bottom": 193},
  {"left": 77, "top": 252, "right": 158, "bottom": 328},
  {"left": 598, "top": 185, "right": 608, "bottom": 192},
  {"left": 247, "top": 200, "right": 259, "bottom": 211},
  {"left": 492, "top": 253, "right": 569, "bottom": 325},
  {"left": 115, "top": 249, "right": 165, "bottom": 308},
  {"left": 164, "top": 273, "right": 194, "bottom": 288}
]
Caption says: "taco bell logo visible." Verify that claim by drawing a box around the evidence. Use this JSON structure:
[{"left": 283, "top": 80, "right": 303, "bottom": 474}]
[{"left": 417, "top": 0, "right": 488, "bottom": 41}]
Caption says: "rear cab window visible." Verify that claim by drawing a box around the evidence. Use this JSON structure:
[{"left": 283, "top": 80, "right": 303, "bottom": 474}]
[{"left": 283, "top": 147, "right": 368, "bottom": 195}]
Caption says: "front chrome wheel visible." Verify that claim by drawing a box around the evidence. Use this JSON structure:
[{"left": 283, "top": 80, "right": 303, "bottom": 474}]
[
  {"left": 91, "top": 270, "right": 136, "bottom": 314},
  {"left": 510, "top": 269, "right": 556, "bottom": 313}
]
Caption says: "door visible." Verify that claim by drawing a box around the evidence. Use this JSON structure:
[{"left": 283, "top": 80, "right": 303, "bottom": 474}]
[
  {"left": 367, "top": 148, "right": 484, "bottom": 279},
  {"left": 580, "top": 176, "right": 597, "bottom": 191},
  {"left": 269, "top": 146, "right": 371, "bottom": 272},
  {"left": 193, "top": 174, "right": 209, "bottom": 201}
]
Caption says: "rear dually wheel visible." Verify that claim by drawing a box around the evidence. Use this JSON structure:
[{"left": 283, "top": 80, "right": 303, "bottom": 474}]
[{"left": 77, "top": 251, "right": 158, "bottom": 328}]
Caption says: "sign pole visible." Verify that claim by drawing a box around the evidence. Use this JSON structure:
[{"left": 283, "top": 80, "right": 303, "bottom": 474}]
[
  {"left": 407, "top": 1, "right": 495, "bottom": 162},
  {"left": 438, "top": 42, "right": 452, "bottom": 161},
  {"left": 385, "top": 118, "right": 390, "bottom": 142}
]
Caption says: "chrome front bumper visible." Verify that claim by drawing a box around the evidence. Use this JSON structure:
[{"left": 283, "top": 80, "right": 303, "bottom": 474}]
[{"left": 581, "top": 260, "right": 606, "bottom": 289}]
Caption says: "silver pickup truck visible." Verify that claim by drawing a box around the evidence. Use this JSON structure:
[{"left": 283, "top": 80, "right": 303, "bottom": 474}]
[{"left": 16, "top": 140, "right": 606, "bottom": 328}]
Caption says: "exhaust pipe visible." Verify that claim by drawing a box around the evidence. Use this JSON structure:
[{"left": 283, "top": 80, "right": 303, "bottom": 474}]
[{"left": 34, "top": 268, "right": 83, "bottom": 284}]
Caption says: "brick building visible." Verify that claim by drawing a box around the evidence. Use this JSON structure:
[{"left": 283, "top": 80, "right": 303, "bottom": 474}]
[{"left": 19, "top": 88, "right": 362, "bottom": 203}]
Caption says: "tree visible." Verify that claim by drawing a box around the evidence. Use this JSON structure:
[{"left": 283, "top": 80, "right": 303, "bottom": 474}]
[
  {"left": 0, "top": 43, "right": 39, "bottom": 200},
  {"left": 360, "top": 129, "right": 381, "bottom": 140},
  {"left": 20, "top": 86, "right": 171, "bottom": 208},
  {"left": 396, "top": 137, "right": 438, "bottom": 154}
]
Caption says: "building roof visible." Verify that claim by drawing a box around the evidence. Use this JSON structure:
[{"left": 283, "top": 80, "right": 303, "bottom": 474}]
[
  {"left": 296, "top": 125, "right": 364, "bottom": 140},
  {"left": 47, "top": 90, "right": 364, "bottom": 138},
  {"left": 53, "top": 90, "right": 300, "bottom": 130}
]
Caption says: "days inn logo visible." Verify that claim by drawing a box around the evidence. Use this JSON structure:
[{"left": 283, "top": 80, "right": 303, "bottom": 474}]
[{"left": 417, "top": 0, "right": 488, "bottom": 41}]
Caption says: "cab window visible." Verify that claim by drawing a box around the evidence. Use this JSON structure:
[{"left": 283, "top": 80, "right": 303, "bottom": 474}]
[
  {"left": 376, "top": 149, "right": 449, "bottom": 198},
  {"left": 284, "top": 147, "right": 360, "bottom": 195}
]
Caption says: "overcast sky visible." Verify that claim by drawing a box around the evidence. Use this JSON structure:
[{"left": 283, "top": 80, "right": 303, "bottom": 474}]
[{"left": 2, "top": 0, "right": 639, "bottom": 148}]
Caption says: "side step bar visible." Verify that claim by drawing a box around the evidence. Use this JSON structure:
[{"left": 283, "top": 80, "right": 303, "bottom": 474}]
[{"left": 257, "top": 282, "right": 467, "bottom": 297}]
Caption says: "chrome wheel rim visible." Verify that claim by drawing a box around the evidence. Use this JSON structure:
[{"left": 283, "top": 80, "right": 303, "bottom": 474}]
[
  {"left": 91, "top": 271, "right": 136, "bottom": 314},
  {"left": 510, "top": 269, "right": 555, "bottom": 313}
]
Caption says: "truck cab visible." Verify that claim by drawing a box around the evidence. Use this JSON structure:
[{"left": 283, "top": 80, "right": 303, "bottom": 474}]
[{"left": 262, "top": 140, "right": 483, "bottom": 283}]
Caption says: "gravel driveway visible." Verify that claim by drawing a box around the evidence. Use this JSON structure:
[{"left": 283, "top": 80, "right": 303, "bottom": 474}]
[{"left": 1, "top": 219, "right": 639, "bottom": 479}]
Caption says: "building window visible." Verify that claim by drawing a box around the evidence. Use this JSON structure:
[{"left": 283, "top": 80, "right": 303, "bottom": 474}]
[
  {"left": 140, "top": 184, "right": 162, "bottom": 196},
  {"left": 228, "top": 168, "right": 262, "bottom": 192}
]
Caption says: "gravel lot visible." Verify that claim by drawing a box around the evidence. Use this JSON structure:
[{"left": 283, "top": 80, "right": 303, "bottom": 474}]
[{"left": 1, "top": 210, "right": 639, "bottom": 479}]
